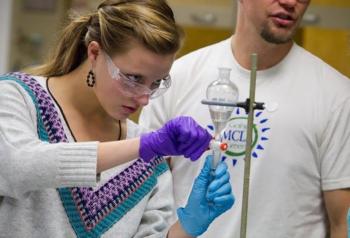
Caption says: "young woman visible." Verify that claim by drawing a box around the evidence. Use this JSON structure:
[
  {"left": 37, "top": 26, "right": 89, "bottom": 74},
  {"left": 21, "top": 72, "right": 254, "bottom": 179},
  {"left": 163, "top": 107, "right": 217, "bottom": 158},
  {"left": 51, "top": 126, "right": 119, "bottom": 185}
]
[{"left": 0, "top": 1, "right": 234, "bottom": 237}]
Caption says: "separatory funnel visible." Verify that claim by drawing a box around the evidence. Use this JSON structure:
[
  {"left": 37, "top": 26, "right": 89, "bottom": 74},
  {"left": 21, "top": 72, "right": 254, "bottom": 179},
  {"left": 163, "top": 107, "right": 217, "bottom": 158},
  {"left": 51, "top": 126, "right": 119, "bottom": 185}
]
[{"left": 206, "top": 67, "right": 239, "bottom": 169}]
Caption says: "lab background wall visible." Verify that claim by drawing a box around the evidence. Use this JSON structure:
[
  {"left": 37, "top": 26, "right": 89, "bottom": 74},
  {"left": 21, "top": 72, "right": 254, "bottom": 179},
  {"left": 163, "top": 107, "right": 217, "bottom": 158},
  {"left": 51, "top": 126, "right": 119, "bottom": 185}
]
[{"left": 1, "top": 0, "right": 349, "bottom": 122}]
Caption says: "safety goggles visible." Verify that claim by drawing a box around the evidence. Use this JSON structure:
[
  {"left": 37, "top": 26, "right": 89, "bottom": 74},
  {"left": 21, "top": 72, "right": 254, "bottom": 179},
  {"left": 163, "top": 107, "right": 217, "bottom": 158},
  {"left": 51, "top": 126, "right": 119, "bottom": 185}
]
[{"left": 104, "top": 52, "right": 171, "bottom": 99}]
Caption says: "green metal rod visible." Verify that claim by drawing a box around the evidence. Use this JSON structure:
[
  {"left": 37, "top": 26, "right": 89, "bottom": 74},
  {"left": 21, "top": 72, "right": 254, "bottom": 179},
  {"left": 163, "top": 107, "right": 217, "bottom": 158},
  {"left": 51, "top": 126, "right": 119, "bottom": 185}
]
[{"left": 240, "top": 53, "right": 258, "bottom": 238}]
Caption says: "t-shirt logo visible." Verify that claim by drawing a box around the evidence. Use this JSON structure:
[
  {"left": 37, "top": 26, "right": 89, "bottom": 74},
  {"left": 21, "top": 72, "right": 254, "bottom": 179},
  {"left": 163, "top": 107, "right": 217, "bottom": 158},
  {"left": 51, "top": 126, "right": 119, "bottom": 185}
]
[{"left": 207, "top": 108, "right": 270, "bottom": 167}]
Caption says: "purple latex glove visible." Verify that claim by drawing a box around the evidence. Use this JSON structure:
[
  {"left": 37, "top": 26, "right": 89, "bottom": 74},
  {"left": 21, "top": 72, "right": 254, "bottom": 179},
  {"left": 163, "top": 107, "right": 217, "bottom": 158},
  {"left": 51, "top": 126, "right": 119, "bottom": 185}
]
[{"left": 139, "top": 116, "right": 212, "bottom": 162}]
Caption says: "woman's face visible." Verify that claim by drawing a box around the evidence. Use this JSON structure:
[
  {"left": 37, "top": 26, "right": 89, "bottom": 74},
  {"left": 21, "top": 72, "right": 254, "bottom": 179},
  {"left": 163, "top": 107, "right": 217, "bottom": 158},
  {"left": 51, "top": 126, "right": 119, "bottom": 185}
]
[{"left": 91, "top": 42, "right": 175, "bottom": 120}]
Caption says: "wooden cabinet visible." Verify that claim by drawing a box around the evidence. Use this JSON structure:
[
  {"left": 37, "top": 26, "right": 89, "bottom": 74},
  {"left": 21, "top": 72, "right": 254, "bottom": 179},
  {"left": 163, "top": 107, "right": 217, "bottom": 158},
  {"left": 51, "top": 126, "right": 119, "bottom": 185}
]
[
  {"left": 303, "top": 1, "right": 350, "bottom": 77},
  {"left": 168, "top": 0, "right": 235, "bottom": 57}
]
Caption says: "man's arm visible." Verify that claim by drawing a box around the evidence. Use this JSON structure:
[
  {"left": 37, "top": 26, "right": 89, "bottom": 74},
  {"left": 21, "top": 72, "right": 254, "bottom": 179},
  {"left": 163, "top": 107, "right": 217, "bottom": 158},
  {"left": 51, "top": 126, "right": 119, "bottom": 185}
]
[{"left": 323, "top": 189, "right": 350, "bottom": 238}]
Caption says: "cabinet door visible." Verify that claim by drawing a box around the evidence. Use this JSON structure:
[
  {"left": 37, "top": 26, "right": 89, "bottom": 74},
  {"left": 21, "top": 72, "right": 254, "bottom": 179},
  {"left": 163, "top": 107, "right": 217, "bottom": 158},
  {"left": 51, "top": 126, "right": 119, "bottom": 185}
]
[
  {"left": 302, "top": 0, "right": 350, "bottom": 77},
  {"left": 168, "top": 0, "right": 235, "bottom": 57}
]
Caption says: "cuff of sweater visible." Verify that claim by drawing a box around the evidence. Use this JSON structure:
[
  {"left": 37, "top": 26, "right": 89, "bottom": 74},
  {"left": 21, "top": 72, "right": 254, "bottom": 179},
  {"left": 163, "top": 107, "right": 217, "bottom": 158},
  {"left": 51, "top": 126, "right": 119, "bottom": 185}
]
[{"left": 57, "top": 141, "right": 98, "bottom": 187}]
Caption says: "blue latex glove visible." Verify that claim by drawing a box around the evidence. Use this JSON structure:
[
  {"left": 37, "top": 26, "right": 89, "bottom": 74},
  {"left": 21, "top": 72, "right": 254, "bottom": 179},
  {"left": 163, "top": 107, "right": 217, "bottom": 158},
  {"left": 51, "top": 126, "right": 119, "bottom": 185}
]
[
  {"left": 139, "top": 116, "right": 212, "bottom": 162},
  {"left": 177, "top": 155, "right": 235, "bottom": 237}
]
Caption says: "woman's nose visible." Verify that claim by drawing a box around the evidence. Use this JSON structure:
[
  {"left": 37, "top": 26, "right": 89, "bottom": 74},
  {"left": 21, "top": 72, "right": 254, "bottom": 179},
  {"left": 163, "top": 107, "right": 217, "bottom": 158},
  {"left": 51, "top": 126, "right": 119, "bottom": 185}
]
[{"left": 133, "top": 94, "right": 150, "bottom": 106}]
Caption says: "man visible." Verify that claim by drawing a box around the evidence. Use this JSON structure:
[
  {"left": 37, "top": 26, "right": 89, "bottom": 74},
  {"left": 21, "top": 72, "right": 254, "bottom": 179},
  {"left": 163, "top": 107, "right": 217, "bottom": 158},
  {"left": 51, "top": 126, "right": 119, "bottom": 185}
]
[{"left": 140, "top": 0, "right": 350, "bottom": 237}]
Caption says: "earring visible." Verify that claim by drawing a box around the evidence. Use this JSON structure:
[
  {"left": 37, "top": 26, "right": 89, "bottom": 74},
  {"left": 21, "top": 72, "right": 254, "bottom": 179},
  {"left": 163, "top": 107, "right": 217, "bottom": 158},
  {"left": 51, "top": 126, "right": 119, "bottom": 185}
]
[{"left": 86, "top": 70, "right": 95, "bottom": 87}]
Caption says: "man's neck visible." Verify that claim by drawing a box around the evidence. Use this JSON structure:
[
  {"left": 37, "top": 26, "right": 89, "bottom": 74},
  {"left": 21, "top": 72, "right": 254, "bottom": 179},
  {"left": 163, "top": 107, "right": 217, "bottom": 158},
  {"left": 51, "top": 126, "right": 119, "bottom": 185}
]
[{"left": 232, "top": 32, "right": 293, "bottom": 70}]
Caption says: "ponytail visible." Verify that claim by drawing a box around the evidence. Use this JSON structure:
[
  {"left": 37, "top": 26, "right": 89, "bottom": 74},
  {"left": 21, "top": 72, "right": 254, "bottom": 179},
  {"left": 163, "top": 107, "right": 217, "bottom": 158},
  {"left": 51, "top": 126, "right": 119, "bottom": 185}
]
[{"left": 29, "top": 14, "right": 92, "bottom": 77}]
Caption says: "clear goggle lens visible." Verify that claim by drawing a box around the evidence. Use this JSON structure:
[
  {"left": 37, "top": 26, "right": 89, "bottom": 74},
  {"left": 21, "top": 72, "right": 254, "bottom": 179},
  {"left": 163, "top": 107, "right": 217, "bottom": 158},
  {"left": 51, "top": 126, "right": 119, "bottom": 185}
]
[{"left": 105, "top": 53, "right": 171, "bottom": 99}]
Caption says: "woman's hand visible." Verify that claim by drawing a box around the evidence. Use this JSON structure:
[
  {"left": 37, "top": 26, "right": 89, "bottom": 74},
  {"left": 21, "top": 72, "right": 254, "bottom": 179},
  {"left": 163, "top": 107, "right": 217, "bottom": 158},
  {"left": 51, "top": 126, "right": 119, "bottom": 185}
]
[
  {"left": 139, "top": 116, "right": 211, "bottom": 162},
  {"left": 177, "top": 155, "right": 235, "bottom": 237}
]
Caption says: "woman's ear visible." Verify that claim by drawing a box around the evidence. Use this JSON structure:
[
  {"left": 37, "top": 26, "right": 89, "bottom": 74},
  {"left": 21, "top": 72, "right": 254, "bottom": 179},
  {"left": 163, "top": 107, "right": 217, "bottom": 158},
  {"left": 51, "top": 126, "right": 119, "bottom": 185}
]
[{"left": 87, "top": 41, "right": 101, "bottom": 66}]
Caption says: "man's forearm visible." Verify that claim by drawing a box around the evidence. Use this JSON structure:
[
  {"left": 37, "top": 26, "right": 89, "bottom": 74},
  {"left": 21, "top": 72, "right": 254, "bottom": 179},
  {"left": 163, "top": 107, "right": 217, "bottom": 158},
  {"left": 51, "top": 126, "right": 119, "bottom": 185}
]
[{"left": 330, "top": 223, "right": 348, "bottom": 238}]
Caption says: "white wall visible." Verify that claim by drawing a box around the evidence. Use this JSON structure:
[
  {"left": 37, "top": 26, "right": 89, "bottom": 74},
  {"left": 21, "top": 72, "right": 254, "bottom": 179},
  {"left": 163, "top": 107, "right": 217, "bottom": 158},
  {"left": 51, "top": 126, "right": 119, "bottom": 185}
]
[{"left": 0, "top": 0, "right": 12, "bottom": 74}]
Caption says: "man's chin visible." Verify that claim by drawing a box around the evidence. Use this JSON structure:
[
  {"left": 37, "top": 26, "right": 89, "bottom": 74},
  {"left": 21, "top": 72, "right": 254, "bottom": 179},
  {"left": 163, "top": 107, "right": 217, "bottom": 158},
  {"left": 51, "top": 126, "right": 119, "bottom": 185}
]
[{"left": 260, "top": 30, "right": 294, "bottom": 44}]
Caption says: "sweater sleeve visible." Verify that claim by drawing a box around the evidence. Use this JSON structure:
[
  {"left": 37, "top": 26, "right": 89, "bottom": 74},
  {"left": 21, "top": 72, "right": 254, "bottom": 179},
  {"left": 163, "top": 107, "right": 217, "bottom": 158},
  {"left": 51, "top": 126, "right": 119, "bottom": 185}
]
[
  {"left": 133, "top": 168, "right": 174, "bottom": 238},
  {"left": 0, "top": 80, "right": 98, "bottom": 199}
]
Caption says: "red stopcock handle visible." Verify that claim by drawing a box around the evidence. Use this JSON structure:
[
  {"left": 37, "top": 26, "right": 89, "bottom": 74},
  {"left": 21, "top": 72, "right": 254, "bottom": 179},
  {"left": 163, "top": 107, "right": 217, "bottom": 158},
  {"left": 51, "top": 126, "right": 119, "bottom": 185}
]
[{"left": 209, "top": 140, "right": 228, "bottom": 152}]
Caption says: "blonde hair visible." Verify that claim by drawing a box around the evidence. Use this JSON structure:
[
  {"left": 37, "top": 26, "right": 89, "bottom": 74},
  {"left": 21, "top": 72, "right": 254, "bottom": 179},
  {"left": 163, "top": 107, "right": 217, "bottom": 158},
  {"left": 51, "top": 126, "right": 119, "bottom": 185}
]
[{"left": 31, "top": 0, "right": 183, "bottom": 77}]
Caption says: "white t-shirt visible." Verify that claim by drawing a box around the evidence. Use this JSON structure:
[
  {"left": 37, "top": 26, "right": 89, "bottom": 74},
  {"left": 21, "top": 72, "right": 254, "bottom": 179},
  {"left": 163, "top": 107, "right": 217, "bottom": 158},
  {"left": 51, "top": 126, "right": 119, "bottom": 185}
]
[{"left": 140, "top": 37, "right": 350, "bottom": 238}]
